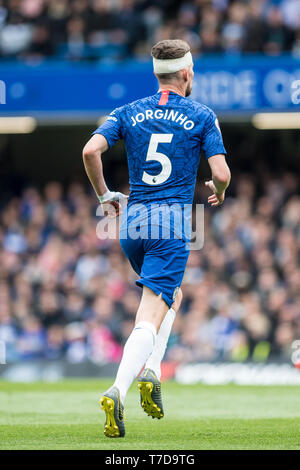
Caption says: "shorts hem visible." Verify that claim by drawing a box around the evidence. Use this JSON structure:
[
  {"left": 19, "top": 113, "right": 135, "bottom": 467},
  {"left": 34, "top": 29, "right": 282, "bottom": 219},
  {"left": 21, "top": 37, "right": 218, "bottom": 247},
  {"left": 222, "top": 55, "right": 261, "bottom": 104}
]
[{"left": 135, "top": 279, "right": 173, "bottom": 308}]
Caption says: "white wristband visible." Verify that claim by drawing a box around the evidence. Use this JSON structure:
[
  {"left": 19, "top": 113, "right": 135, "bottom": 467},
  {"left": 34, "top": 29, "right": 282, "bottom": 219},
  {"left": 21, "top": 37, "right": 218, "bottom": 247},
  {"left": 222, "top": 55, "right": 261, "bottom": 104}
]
[
  {"left": 98, "top": 190, "right": 128, "bottom": 203},
  {"left": 98, "top": 190, "right": 114, "bottom": 203}
]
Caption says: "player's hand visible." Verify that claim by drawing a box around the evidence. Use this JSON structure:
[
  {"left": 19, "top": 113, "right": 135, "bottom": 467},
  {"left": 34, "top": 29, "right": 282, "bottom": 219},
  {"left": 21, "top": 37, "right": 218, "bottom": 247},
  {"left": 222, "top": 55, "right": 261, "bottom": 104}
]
[
  {"left": 205, "top": 180, "right": 225, "bottom": 207},
  {"left": 99, "top": 191, "right": 128, "bottom": 218}
]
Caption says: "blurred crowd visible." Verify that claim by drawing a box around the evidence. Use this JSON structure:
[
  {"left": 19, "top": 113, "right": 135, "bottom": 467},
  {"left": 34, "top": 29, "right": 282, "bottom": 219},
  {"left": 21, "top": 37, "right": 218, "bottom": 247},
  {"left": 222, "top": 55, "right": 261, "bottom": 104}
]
[
  {"left": 0, "top": 0, "right": 300, "bottom": 61},
  {"left": 0, "top": 172, "right": 299, "bottom": 364}
]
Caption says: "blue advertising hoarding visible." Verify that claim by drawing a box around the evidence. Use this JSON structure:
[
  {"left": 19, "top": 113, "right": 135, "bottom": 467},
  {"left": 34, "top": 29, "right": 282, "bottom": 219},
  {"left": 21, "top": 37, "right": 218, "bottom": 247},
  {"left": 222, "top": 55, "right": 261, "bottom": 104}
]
[{"left": 0, "top": 55, "right": 299, "bottom": 119}]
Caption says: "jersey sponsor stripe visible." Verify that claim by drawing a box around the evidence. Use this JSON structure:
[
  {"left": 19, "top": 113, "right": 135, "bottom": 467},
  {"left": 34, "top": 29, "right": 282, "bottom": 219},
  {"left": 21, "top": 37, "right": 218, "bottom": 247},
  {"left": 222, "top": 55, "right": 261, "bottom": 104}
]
[{"left": 159, "top": 90, "right": 169, "bottom": 105}]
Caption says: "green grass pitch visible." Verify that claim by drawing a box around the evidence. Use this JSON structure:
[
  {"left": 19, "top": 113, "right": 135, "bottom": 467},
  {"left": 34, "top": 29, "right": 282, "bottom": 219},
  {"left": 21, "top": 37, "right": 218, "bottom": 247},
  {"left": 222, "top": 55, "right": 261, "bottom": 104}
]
[{"left": 0, "top": 379, "right": 299, "bottom": 450}]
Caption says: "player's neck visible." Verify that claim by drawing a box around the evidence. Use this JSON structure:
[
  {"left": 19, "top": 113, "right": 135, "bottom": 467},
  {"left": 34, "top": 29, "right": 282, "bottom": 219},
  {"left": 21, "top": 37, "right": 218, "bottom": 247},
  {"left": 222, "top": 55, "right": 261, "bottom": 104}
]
[{"left": 158, "top": 85, "right": 186, "bottom": 98}]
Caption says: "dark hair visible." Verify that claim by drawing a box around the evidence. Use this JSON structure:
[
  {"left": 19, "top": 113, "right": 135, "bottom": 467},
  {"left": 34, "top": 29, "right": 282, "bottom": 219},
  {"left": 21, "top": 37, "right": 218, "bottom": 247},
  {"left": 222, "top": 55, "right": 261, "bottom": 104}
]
[
  {"left": 151, "top": 39, "right": 191, "bottom": 82},
  {"left": 151, "top": 39, "right": 190, "bottom": 60}
]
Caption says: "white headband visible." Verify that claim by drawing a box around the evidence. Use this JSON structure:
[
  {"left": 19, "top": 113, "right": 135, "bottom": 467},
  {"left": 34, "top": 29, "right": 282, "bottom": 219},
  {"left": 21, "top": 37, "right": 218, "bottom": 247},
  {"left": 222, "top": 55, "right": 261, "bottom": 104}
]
[{"left": 153, "top": 51, "right": 193, "bottom": 74}]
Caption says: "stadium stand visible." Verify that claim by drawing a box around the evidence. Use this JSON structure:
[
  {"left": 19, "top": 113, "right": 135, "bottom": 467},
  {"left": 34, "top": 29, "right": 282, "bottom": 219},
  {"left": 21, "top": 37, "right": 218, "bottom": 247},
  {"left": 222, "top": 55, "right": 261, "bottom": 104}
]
[{"left": 0, "top": 0, "right": 299, "bottom": 61}]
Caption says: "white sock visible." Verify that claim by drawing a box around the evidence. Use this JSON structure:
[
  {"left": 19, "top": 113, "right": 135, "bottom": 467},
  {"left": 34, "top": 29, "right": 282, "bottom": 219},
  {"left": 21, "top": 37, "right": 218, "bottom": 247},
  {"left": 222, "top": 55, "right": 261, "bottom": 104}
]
[
  {"left": 145, "top": 308, "right": 176, "bottom": 380},
  {"left": 113, "top": 321, "right": 156, "bottom": 403}
]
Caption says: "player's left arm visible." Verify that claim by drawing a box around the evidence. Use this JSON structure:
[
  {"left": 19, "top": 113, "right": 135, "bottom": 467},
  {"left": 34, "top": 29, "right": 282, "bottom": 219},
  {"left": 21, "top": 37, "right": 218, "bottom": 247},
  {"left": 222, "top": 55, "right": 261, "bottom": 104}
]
[{"left": 83, "top": 133, "right": 109, "bottom": 197}]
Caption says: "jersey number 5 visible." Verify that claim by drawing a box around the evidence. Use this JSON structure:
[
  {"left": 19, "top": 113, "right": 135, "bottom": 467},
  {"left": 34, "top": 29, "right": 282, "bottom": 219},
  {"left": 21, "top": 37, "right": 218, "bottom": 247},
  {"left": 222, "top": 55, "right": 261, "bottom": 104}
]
[{"left": 142, "top": 133, "right": 173, "bottom": 185}]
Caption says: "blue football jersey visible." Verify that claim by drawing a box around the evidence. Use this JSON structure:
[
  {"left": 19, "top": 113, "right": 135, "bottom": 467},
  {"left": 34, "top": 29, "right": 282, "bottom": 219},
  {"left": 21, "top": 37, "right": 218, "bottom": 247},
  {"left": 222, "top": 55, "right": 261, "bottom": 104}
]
[{"left": 93, "top": 90, "right": 226, "bottom": 207}]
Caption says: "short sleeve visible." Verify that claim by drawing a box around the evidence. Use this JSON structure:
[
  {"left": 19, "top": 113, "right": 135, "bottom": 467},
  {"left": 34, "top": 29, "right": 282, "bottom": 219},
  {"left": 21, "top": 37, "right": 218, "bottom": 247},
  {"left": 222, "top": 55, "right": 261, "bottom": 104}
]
[
  {"left": 92, "top": 107, "right": 123, "bottom": 148},
  {"left": 201, "top": 110, "right": 227, "bottom": 159}
]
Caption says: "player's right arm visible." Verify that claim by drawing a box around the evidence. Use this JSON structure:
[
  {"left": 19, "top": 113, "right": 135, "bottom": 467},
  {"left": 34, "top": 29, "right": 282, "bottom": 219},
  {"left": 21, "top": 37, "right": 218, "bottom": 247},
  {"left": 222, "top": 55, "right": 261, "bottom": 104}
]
[
  {"left": 201, "top": 109, "right": 231, "bottom": 207},
  {"left": 206, "top": 155, "right": 231, "bottom": 207}
]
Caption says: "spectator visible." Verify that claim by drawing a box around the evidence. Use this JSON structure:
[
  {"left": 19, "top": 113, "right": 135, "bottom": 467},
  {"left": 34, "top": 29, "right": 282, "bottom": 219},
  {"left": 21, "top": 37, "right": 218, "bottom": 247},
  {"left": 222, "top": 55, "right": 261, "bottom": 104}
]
[
  {"left": 243, "top": 0, "right": 266, "bottom": 52},
  {"left": 17, "top": 316, "right": 46, "bottom": 360},
  {"left": 221, "top": 1, "right": 248, "bottom": 54},
  {"left": 26, "top": 23, "right": 54, "bottom": 58},
  {"left": 263, "top": 6, "right": 295, "bottom": 55}
]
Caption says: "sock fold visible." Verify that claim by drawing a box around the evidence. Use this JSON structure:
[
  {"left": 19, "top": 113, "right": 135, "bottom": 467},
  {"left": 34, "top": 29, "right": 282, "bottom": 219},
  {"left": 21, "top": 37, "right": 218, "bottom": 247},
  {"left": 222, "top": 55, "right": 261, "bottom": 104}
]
[
  {"left": 145, "top": 308, "right": 176, "bottom": 380},
  {"left": 113, "top": 321, "right": 156, "bottom": 403},
  {"left": 134, "top": 321, "right": 156, "bottom": 345}
]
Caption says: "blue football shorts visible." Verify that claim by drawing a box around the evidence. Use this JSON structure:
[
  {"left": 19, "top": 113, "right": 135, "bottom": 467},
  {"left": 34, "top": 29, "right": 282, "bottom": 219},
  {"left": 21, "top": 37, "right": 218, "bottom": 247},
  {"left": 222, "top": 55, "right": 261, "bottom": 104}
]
[{"left": 120, "top": 224, "right": 190, "bottom": 308}]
